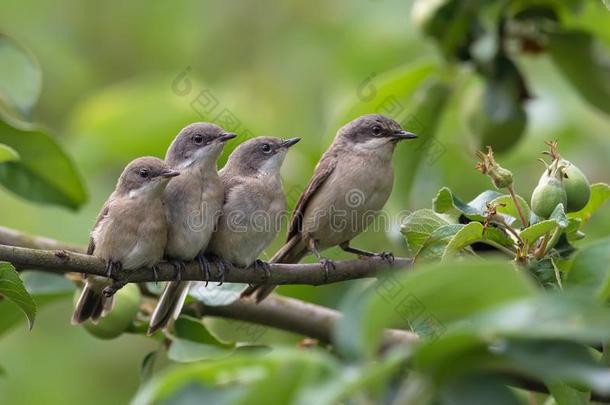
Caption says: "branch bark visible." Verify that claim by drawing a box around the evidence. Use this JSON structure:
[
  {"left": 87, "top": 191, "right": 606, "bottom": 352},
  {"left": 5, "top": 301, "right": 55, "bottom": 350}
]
[
  {"left": 191, "top": 295, "right": 418, "bottom": 347},
  {"left": 0, "top": 244, "right": 411, "bottom": 285}
]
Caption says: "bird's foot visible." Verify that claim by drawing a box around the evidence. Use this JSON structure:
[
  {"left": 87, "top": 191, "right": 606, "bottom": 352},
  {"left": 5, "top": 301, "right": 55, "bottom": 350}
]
[
  {"left": 251, "top": 259, "right": 271, "bottom": 281},
  {"left": 170, "top": 260, "right": 186, "bottom": 281},
  {"left": 211, "top": 256, "right": 229, "bottom": 286},
  {"left": 375, "top": 251, "right": 395, "bottom": 264},
  {"left": 197, "top": 254, "right": 211, "bottom": 287},
  {"left": 319, "top": 258, "right": 335, "bottom": 282},
  {"left": 103, "top": 279, "right": 125, "bottom": 298}
]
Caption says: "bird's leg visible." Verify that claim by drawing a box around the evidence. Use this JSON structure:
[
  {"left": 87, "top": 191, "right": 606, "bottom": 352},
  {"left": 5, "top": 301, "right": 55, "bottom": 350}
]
[
  {"left": 103, "top": 261, "right": 125, "bottom": 297},
  {"left": 196, "top": 253, "right": 211, "bottom": 287},
  {"left": 209, "top": 255, "right": 229, "bottom": 286},
  {"left": 308, "top": 239, "right": 335, "bottom": 282},
  {"left": 339, "top": 241, "right": 395, "bottom": 264},
  {"left": 105, "top": 260, "right": 114, "bottom": 278},
  {"left": 250, "top": 259, "right": 271, "bottom": 281},
  {"left": 170, "top": 260, "right": 186, "bottom": 281}
]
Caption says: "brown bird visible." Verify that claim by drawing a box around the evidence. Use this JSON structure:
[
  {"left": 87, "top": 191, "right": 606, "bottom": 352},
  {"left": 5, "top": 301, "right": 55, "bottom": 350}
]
[
  {"left": 72, "top": 157, "right": 179, "bottom": 324},
  {"left": 147, "top": 123, "right": 235, "bottom": 335},
  {"left": 206, "top": 136, "right": 300, "bottom": 271},
  {"left": 241, "top": 114, "right": 416, "bottom": 302}
]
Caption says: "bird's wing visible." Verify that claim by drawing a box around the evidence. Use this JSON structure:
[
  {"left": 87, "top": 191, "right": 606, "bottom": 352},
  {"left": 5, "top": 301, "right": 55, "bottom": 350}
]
[
  {"left": 286, "top": 151, "right": 337, "bottom": 241},
  {"left": 87, "top": 204, "right": 110, "bottom": 255},
  {"left": 220, "top": 172, "right": 245, "bottom": 206}
]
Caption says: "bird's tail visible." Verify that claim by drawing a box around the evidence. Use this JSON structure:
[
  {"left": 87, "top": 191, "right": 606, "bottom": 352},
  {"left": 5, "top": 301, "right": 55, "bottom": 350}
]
[
  {"left": 71, "top": 276, "right": 113, "bottom": 325},
  {"left": 147, "top": 281, "right": 191, "bottom": 335},
  {"left": 241, "top": 235, "right": 308, "bottom": 303}
]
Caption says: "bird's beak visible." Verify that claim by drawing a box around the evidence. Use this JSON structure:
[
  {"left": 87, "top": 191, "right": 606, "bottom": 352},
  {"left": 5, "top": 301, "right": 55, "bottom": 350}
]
[
  {"left": 281, "top": 137, "right": 301, "bottom": 148},
  {"left": 217, "top": 133, "right": 237, "bottom": 143},
  {"left": 159, "top": 169, "right": 180, "bottom": 178},
  {"left": 391, "top": 130, "right": 417, "bottom": 141}
]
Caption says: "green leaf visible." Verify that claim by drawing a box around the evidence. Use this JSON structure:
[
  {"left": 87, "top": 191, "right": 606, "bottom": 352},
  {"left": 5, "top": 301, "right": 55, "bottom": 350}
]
[
  {"left": 414, "top": 293, "right": 610, "bottom": 380},
  {"left": 168, "top": 316, "right": 234, "bottom": 363},
  {"left": 0, "top": 271, "right": 72, "bottom": 336},
  {"left": 565, "top": 237, "right": 610, "bottom": 300},
  {"left": 0, "top": 34, "right": 42, "bottom": 121},
  {"left": 134, "top": 349, "right": 338, "bottom": 405},
  {"left": 442, "top": 222, "right": 516, "bottom": 259},
  {"left": 0, "top": 143, "right": 18, "bottom": 163},
  {"left": 0, "top": 262, "right": 36, "bottom": 329},
  {"left": 400, "top": 209, "right": 449, "bottom": 255},
  {"left": 442, "top": 222, "right": 483, "bottom": 259},
  {"left": 334, "top": 259, "right": 536, "bottom": 359},
  {"left": 491, "top": 194, "right": 531, "bottom": 229},
  {"left": 499, "top": 340, "right": 610, "bottom": 394},
  {"left": 550, "top": 203, "right": 569, "bottom": 229},
  {"left": 433, "top": 187, "right": 504, "bottom": 222},
  {"left": 520, "top": 220, "right": 558, "bottom": 245},
  {"left": 548, "top": 30, "right": 610, "bottom": 115},
  {"left": 415, "top": 224, "right": 463, "bottom": 262},
  {"left": 547, "top": 381, "right": 590, "bottom": 405},
  {"left": 140, "top": 351, "right": 158, "bottom": 383},
  {"left": 569, "top": 183, "right": 610, "bottom": 226},
  {"left": 0, "top": 116, "right": 87, "bottom": 209}
]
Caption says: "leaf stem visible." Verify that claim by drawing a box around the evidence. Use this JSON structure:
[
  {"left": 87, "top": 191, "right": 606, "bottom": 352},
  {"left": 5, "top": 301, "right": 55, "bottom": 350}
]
[{"left": 507, "top": 185, "right": 529, "bottom": 228}]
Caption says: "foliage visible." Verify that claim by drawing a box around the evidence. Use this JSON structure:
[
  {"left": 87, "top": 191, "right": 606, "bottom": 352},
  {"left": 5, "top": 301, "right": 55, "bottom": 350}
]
[{"left": 1, "top": 0, "right": 610, "bottom": 404}]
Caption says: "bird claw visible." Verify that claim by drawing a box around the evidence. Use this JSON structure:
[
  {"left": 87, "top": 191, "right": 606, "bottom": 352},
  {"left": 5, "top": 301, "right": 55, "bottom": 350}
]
[
  {"left": 151, "top": 265, "right": 159, "bottom": 284},
  {"left": 197, "top": 254, "right": 211, "bottom": 287},
  {"left": 213, "top": 257, "right": 228, "bottom": 286},
  {"left": 170, "top": 260, "right": 186, "bottom": 281},
  {"left": 252, "top": 259, "right": 271, "bottom": 281},
  {"left": 376, "top": 251, "right": 395, "bottom": 264},
  {"left": 319, "top": 258, "right": 335, "bottom": 282}
]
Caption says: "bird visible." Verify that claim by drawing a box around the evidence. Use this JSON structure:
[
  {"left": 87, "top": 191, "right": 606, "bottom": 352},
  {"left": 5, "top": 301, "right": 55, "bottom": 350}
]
[
  {"left": 205, "top": 136, "right": 300, "bottom": 277},
  {"left": 72, "top": 157, "right": 179, "bottom": 324},
  {"left": 241, "top": 114, "right": 417, "bottom": 302},
  {"left": 147, "top": 123, "right": 235, "bottom": 335}
]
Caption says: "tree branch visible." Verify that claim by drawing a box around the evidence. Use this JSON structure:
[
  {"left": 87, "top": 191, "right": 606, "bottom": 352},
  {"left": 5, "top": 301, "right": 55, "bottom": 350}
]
[
  {"left": 191, "top": 295, "right": 418, "bottom": 347},
  {"left": 0, "top": 226, "right": 83, "bottom": 252},
  {"left": 0, "top": 244, "right": 411, "bottom": 285}
]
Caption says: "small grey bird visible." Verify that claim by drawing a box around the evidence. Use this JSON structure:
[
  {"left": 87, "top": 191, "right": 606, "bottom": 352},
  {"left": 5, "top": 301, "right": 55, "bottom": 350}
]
[
  {"left": 147, "top": 123, "right": 235, "bottom": 334},
  {"left": 206, "top": 136, "right": 300, "bottom": 272},
  {"left": 72, "top": 157, "right": 179, "bottom": 324},
  {"left": 242, "top": 114, "right": 416, "bottom": 302}
]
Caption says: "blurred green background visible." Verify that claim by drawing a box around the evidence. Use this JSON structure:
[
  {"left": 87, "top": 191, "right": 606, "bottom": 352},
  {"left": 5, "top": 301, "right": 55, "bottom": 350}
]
[{"left": 0, "top": 0, "right": 609, "bottom": 403}]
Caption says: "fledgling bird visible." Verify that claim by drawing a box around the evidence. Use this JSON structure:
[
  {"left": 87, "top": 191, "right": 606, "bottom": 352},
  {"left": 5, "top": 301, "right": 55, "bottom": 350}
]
[
  {"left": 242, "top": 114, "right": 416, "bottom": 302},
  {"left": 147, "top": 123, "right": 235, "bottom": 335},
  {"left": 205, "top": 136, "right": 300, "bottom": 274},
  {"left": 72, "top": 157, "right": 179, "bottom": 324}
]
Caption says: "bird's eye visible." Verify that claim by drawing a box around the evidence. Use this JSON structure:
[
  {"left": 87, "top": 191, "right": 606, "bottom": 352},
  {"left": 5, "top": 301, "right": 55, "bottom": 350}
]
[
  {"left": 372, "top": 125, "right": 383, "bottom": 136},
  {"left": 193, "top": 134, "right": 204, "bottom": 144},
  {"left": 139, "top": 168, "right": 149, "bottom": 178},
  {"left": 261, "top": 143, "right": 272, "bottom": 154}
]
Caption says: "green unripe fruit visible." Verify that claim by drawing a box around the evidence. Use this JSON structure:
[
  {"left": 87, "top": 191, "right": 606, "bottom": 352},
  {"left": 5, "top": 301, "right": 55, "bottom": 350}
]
[
  {"left": 560, "top": 159, "right": 590, "bottom": 212},
  {"left": 79, "top": 283, "right": 141, "bottom": 339},
  {"left": 531, "top": 170, "right": 567, "bottom": 219}
]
